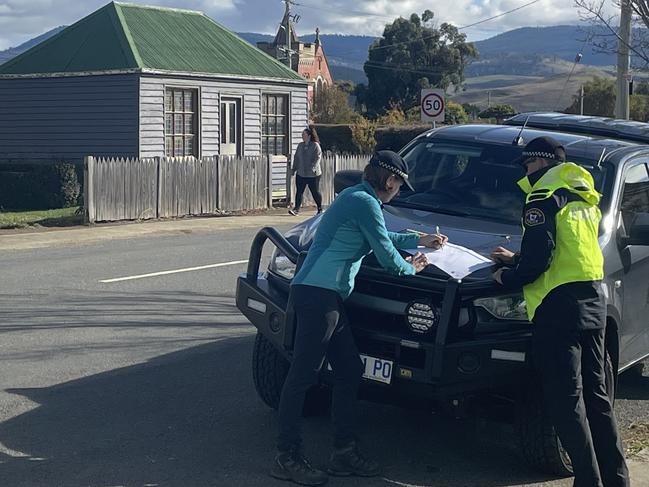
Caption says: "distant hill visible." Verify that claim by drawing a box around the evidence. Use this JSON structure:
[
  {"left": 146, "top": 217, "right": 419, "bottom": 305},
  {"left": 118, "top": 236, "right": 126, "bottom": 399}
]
[
  {"left": 467, "top": 25, "right": 618, "bottom": 77},
  {"left": 0, "top": 26, "right": 65, "bottom": 65}
]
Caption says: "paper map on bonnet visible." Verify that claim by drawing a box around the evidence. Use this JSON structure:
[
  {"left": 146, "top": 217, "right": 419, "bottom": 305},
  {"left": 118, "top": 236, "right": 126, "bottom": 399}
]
[{"left": 404, "top": 243, "right": 492, "bottom": 279}]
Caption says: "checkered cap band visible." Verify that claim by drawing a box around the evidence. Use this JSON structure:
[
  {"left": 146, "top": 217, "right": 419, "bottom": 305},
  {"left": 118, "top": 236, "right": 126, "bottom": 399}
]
[
  {"left": 522, "top": 151, "right": 558, "bottom": 160},
  {"left": 377, "top": 160, "right": 408, "bottom": 179}
]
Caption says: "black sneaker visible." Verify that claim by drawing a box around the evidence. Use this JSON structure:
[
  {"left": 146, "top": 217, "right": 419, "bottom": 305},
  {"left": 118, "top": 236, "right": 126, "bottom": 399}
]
[
  {"left": 270, "top": 449, "right": 328, "bottom": 486},
  {"left": 316, "top": 208, "right": 323, "bottom": 215},
  {"left": 288, "top": 209, "right": 299, "bottom": 216},
  {"left": 327, "top": 441, "right": 381, "bottom": 477}
]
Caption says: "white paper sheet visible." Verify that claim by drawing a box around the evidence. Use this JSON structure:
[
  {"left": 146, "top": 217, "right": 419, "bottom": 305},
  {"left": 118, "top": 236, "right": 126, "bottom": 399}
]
[{"left": 405, "top": 243, "right": 493, "bottom": 279}]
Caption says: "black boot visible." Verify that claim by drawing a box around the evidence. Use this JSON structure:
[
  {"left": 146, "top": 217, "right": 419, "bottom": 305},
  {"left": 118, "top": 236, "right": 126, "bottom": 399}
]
[
  {"left": 270, "top": 449, "right": 328, "bottom": 486},
  {"left": 327, "top": 441, "right": 381, "bottom": 477}
]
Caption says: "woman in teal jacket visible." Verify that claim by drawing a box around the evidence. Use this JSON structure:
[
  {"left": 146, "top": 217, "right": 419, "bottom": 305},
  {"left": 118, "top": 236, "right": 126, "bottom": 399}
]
[{"left": 271, "top": 151, "right": 447, "bottom": 486}]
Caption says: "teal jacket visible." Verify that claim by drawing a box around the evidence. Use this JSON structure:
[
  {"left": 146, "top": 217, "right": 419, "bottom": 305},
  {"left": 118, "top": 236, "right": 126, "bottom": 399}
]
[{"left": 291, "top": 181, "right": 418, "bottom": 298}]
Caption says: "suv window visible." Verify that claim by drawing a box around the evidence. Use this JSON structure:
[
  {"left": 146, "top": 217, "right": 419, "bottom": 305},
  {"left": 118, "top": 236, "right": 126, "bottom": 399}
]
[
  {"left": 620, "top": 163, "right": 649, "bottom": 229},
  {"left": 397, "top": 139, "right": 608, "bottom": 225}
]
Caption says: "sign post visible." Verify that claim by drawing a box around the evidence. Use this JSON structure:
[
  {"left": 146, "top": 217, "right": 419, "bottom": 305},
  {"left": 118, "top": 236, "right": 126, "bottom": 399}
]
[{"left": 421, "top": 89, "right": 445, "bottom": 128}]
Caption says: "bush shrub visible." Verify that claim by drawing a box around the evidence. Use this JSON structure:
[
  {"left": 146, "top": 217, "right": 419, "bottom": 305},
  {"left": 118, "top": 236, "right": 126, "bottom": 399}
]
[
  {"left": 313, "top": 124, "right": 358, "bottom": 153},
  {"left": 351, "top": 116, "right": 377, "bottom": 154},
  {"left": 315, "top": 122, "right": 431, "bottom": 154},
  {"left": 0, "top": 162, "right": 81, "bottom": 210},
  {"left": 375, "top": 125, "right": 431, "bottom": 152}
]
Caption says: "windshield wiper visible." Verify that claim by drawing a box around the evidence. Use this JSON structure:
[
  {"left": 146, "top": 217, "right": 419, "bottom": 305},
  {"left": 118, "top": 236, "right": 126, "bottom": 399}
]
[{"left": 387, "top": 200, "right": 471, "bottom": 217}]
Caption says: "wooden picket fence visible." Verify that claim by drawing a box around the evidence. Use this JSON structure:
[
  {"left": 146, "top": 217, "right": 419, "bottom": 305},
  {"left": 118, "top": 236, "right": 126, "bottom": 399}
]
[
  {"left": 290, "top": 153, "right": 368, "bottom": 208},
  {"left": 84, "top": 153, "right": 369, "bottom": 223},
  {"left": 84, "top": 155, "right": 271, "bottom": 223}
]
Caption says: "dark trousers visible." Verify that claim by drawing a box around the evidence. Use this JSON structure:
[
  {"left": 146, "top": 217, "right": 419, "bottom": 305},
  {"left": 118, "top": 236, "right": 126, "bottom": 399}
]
[
  {"left": 277, "top": 285, "right": 364, "bottom": 452},
  {"left": 533, "top": 315, "right": 629, "bottom": 487},
  {"left": 294, "top": 175, "right": 323, "bottom": 211}
]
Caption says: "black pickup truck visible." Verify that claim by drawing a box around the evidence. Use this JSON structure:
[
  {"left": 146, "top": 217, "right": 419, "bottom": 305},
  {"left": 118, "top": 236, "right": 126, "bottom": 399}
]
[{"left": 236, "top": 113, "right": 649, "bottom": 475}]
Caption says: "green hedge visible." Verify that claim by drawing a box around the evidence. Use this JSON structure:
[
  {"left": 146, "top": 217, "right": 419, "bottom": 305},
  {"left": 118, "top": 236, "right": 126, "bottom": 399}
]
[
  {"left": 375, "top": 125, "right": 431, "bottom": 152},
  {"left": 315, "top": 124, "right": 432, "bottom": 154},
  {"left": 0, "top": 163, "right": 82, "bottom": 211},
  {"left": 314, "top": 125, "right": 357, "bottom": 153}
]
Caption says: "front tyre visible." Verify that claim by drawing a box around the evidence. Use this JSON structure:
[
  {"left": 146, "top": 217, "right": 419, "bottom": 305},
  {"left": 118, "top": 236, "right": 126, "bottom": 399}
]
[
  {"left": 251, "top": 332, "right": 331, "bottom": 417},
  {"left": 516, "top": 344, "right": 615, "bottom": 476}
]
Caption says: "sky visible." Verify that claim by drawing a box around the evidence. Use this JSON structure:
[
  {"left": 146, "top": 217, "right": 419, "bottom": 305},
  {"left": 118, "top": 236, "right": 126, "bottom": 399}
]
[{"left": 0, "top": 0, "right": 614, "bottom": 51}]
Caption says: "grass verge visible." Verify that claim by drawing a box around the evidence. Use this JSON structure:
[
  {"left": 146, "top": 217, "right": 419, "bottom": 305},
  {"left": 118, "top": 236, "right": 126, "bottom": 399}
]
[
  {"left": 624, "top": 422, "right": 649, "bottom": 456},
  {"left": 0, "top": 207, "right": 82, "bottom": 229}
]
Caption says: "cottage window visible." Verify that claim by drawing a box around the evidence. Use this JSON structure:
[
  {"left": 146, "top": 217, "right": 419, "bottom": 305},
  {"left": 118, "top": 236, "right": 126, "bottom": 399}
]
[
  {"left": 165, "top": 88, "right": 198, "bottom": 157},
  {"left": 262, "top": 94, "right": 289, "bottom": 156}
]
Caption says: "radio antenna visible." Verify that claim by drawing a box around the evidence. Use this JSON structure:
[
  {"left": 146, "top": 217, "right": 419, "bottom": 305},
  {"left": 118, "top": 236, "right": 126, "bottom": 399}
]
[{"left": 512, "top": 116, "right": 529, "bottom": 146}]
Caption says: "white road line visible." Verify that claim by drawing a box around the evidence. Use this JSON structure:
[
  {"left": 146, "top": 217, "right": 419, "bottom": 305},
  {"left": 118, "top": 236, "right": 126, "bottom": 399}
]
[{"left": 100, "top": 260, "right": 249, "bottom": 283}]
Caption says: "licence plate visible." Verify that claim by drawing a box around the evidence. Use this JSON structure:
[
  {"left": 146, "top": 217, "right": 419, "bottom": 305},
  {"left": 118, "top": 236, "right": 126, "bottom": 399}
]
[{"left": 360, "top": 354, "right": 393, "bottom": 384}]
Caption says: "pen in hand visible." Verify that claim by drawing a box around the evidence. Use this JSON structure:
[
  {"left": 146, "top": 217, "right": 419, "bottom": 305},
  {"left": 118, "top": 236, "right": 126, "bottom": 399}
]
[{"left": 435, "top": 225, "right": 446, "bottom": 248}]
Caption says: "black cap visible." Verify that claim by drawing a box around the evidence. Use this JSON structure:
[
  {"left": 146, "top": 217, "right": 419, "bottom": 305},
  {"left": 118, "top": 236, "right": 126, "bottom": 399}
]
[
  {"left": 369, "top": 150, "right": 414, "bottom": 191},
  {"left": 517, "top": 136, "right": 566, "bottom": 166}
]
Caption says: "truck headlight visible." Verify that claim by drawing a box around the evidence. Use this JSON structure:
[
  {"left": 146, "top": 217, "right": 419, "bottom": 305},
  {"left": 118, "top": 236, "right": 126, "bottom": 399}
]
[
  {"left": 406, "top": 301, "right": 440, "bottom": 334},
  {"left": 473, "top": 294, "right": 528, "bottom": 321},
  {"left": 269, "top": 249, "right": 296, "bottom": 280}
]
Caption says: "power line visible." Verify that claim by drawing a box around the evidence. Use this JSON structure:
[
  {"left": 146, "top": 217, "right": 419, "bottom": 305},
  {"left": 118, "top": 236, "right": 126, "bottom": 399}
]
[
  {"left": 369, "top": 0, "right": 542, "bottom": 52},
  {"left": 553, "top": 3, "right": 600, "bottom": 110},
  {"left": 288, "top": 0, "right": 543, "bottom": 78},
  {"left": 363, "top": 62, "right": 450, "bottom": 77},
  {"left": 456, "top": 0, "right": 541, "bottom": 30}
]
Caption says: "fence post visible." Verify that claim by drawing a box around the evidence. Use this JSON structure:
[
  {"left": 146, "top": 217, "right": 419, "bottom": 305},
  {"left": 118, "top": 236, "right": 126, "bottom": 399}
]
[
  {"left": 84, "top": 155, "right": 95, "bottom": 224},
  {"left": 285, "top": 154, "right": 292, "bottom": 208},
  {"left": 266, "top": 155, "right": 272, "bottom": 209},
  {"left": 215, "top": 155, "right": 220, "bottom": 210},
  {"left": 155, "top": 156, "right": 162, "bottom": 218}
]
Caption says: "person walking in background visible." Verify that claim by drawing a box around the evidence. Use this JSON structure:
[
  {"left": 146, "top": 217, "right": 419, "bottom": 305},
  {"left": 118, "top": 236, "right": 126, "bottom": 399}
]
[{"left": 290, "top": 126, "right": 323, "bottom": 216}]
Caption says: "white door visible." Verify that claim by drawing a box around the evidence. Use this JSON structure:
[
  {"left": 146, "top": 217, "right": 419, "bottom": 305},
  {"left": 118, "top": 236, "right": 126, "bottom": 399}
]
[{"left": 220, "top": 99, "right": 240, "bottom": 156}]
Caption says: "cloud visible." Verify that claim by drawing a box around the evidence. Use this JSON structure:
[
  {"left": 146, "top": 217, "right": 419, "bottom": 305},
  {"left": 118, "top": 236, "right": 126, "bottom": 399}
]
[{"left": 0, "top": 0, "right": 616, "bottom": 50}]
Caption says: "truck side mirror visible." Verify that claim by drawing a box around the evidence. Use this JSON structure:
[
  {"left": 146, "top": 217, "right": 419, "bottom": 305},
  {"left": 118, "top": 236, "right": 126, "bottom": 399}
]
[
  {"left": 334, "top": 170, "right": 363, "bottom": 195},
  {"left": 624, "top": 212, "right": 649, "bottom": 246}
]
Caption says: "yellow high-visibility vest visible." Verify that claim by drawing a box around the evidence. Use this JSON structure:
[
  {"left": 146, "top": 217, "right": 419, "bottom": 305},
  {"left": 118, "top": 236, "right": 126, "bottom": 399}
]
[{"left": 518, "top": 163, "right": 604, "bottom": 320}]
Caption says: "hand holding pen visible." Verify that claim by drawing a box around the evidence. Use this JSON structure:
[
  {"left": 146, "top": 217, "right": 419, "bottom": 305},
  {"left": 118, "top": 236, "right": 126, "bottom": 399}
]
[{"left": 406, "top": 227, "right": 448, "bottom": 250}]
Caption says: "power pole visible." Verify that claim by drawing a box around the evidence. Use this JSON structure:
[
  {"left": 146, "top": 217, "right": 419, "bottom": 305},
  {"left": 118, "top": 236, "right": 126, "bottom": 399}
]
[
  {"left": 487, "top": 91, "right": 491, "bottom": 108},
  {"left": 580, "top": 85, "right": 585, "bottom": 115},
  {"left": 615, "top": 0, "right": 632, "bottom": 119}
]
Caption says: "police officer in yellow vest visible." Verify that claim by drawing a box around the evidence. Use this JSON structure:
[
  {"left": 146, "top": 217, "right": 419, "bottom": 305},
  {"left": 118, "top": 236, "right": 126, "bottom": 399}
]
[{"left": 491, "top": 137, "right": 629, "bottom": 487}]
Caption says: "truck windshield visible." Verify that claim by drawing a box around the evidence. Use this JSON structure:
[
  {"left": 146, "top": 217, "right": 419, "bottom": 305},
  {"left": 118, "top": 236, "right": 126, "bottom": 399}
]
[{"left": 394, "top": 139, "right": 608, "bottom": 225}]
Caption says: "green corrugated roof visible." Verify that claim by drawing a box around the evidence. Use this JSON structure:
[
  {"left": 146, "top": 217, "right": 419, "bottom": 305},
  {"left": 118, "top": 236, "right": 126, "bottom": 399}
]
[{"left": 0, "top": 2, "right": 304, "bottom": 81}]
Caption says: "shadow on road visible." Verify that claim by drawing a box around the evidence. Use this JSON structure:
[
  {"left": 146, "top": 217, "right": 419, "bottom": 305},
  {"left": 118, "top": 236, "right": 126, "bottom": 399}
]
[
  {"left": 0, "top": 335, "right": 567, "bottom": 487},
  {"left": 0, "top": 290, "right": 242, "bottom": 332}
]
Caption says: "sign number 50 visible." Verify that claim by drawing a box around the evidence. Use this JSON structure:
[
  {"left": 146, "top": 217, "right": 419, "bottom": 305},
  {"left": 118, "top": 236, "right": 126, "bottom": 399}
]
[
  {"left": 425, "top": 97, "right": 442, "bottom": 112},
  {"left": 421, "top": 89, "right": 445, "bottom": 122}
]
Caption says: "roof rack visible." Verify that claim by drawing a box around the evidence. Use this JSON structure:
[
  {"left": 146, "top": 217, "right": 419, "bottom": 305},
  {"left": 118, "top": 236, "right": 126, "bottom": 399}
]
[{"left": 504, "top": 112, "right": 649, "bottom": 145}]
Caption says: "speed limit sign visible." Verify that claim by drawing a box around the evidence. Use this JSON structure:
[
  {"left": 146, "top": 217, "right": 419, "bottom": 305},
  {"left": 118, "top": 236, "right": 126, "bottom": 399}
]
[{"left": 421, "top": 89, "right": 445, "bottom": 122}]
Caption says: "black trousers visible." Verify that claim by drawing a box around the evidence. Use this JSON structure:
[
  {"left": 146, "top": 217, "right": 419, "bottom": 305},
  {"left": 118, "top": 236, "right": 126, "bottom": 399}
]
[
  {"left": 277, "top": 285, "right": 364, "bottom": 452},
  {"left": 533, "top": 311, "right": 629, "bottom": 487},
  {"left": 294, "top": 175, "right": 323, "bottom": 211}
]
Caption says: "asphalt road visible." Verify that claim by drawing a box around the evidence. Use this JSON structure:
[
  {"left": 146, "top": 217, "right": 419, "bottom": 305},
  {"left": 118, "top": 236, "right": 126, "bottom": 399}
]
[{"left": 0, "top": 218, "right": 647, "bottom": 487}]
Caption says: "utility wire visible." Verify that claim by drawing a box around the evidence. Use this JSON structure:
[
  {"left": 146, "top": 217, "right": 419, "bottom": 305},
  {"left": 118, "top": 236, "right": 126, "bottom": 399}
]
[
  {"left": 364, "top": 0, "right": 541, "bottom": 52},
  {"left": 289, "top": 0, "right": 543, "bottom": 76},
  {"left": 553, "top": 4, "right": 601, "bottom": 110}
]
